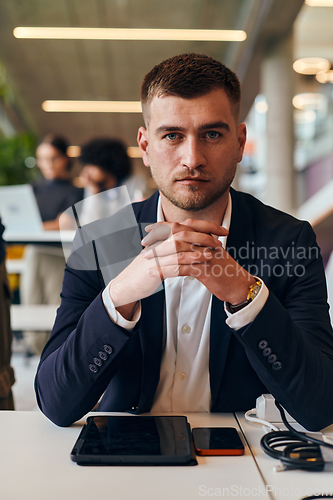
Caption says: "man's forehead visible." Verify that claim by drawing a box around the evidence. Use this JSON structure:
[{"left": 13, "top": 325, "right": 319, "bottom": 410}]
[
  {"left": 150, "top": 88, "right": 230, "bottom": 106},
  {"left": 145, "top": 89, "right": 235, "bottom": 129}
]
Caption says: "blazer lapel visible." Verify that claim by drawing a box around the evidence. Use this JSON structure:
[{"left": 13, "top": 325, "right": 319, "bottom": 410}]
[
  {"left": 226, "top": 188, "right": 256, "bottom": 270},
  {"left": 209, "top": 188, "right": 257, "bottom": 408},
  {"left": 138, "top": 289, "right": 165, "bottom": 412},
  {"left": 134, "top": 192, "right": 166, "bottom": 412},
  {"left": 209, "top": 297, "right": 232, "bottom": 407}
]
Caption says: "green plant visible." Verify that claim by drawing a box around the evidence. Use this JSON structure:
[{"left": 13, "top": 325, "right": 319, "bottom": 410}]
[{"left": 0, "top": 133, "right": 40, "bottom": 186}]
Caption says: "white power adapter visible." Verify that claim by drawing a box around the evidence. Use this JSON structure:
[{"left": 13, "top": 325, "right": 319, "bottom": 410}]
[{"left": 256, "top": 394, "right": 296, "bottom": 423}]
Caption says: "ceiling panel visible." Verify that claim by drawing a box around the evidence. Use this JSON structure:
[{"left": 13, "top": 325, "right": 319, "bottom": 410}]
[
  {"left": 0, "top": 0, "right": 305, "bottom": 149},
  {"left": 294, "top": 3, "right": 333, "bottom": 61}
]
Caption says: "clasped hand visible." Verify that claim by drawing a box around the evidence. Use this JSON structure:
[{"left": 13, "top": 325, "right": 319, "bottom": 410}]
[{"left": 110, "top": 219, "right": 255, "bottom": 319}]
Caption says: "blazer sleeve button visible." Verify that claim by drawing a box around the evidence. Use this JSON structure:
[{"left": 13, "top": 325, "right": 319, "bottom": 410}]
[
  {"left": 89, "top": 364, "right": 98, "bottom": 373},
  {"left": 262, "top": 347, "right": 272, "bottom": 357},
  {"left": 268, "top": 354, "right": 277, "bottom": 364},
  {"left": 99, "top": 351, "right": 108, "bottom": 361},
  {"left": 272, "top": 361, "right": 282, "bottom": 371},
  {"left": 103, "top": 344, "right": 113, "bottom": 355},
  {"left": 93, "top": 357, "right": 103, "bottom": 367},
  {"left": 258, "top": 340, "right": 268, "bottom": 350}
]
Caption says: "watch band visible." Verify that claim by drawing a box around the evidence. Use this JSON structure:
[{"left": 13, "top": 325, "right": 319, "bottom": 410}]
[{"left": 226, "top": 279, "right": 262, "bottom": 314}]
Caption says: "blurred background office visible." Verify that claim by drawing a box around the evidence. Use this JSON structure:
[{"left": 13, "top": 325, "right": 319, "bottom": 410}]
[
  {"left": 78, "top": 137, "right": 145, "bottom": 225},
  {"left": 0, "top": 0, "right": 332, "bottom": 409},
  {"left": 20, "top": 135, "right": 83, "bottom": 356},
  {"left": 0, "top": 217, "right": 15, "bottom": 410}
]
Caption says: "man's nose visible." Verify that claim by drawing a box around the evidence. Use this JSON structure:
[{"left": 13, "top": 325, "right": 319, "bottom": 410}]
[{"left": 181, "top": 138, "right": 206, "bottom": 170}]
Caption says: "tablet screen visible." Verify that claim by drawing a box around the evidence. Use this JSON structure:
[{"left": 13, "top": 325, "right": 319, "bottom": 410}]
[{"left": 71, "top": 415, "right": 194, "bottom": 465}]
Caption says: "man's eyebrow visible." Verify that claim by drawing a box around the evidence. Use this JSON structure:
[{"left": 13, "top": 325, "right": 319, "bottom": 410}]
[
  {"left": 154, "top": 121, "right": 230, "bottom": 135},
  {"left": 199, "top": 121, "right": 230, "bottom": 132},
  {"left": 154, "top": 125, "right": 186, "bottom": 135}
]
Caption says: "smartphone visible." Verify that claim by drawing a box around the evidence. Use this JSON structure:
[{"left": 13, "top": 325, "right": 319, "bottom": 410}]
[{"left": 192, "top": 427, "right": 245, "bottom": 456}]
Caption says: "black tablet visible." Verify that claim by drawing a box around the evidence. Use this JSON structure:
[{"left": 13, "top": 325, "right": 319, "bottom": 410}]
[{"left": 71, "top": 415, "right": 197, "bottom": 466}]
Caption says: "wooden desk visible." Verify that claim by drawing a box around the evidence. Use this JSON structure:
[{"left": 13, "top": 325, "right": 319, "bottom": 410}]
[{"left": 0, "top": 411, "right": 266, "bottom": 500}]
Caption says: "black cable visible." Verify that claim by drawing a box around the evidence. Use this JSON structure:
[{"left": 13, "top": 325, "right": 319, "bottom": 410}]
[
  {"left": 275, "top": 401, "right": 333, "bottom": 450},
  {"left": 260, "top": 401, "right": 333, "bottom": 472},
  {"left": 301, "top": 497, "right": 333, "bottom": 499},
  {"left": 301, "top": 496, "right": 333, "bottom": 499}
]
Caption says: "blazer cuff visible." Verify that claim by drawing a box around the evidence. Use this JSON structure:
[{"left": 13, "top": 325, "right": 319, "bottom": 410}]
[
  {"left": 225, "top": 278, "right": 269, "bottom": 331},
  {"left": 102, "top": 282, "right": 141, "bottom": 330}
]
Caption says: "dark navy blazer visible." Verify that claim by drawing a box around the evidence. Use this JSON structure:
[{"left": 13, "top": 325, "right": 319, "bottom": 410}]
[{"left": 35, "top": 189, "right": 333, "bottom": 430}]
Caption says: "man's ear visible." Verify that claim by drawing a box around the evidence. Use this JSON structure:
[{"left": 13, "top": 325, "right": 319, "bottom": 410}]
[
  {"left": 137, "top": 127, "right": 150, "bottom": 168},
  {"left": 237, "top": 123, "right": 247, "bottom": 163}
]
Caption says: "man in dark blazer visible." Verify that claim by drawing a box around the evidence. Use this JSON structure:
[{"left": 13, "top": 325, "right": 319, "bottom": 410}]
[{"left": 35, "top": 54, "right": 333, "bottom": 430}]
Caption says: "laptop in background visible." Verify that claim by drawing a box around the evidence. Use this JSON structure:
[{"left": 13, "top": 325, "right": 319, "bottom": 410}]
[{"left": 0, "top": 184, "right": 43, "bottom": 234}]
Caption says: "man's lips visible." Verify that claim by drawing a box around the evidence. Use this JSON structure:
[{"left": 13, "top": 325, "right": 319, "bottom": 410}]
[{"left": 175, "top": 177, "right": 209, "bottom": 183}]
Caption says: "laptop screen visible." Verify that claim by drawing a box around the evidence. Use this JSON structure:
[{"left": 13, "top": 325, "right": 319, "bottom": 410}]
[{"left": 0, "top": 184, "right": 43, "bottom": 234}]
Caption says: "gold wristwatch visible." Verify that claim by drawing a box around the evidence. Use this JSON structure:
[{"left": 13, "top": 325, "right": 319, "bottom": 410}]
[{"left": 226, "top": 279, "right": 262, "bottom": 314}]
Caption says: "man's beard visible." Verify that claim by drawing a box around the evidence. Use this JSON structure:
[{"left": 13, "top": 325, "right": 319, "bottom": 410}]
[{"left": 150, "top": 164, "right": 236, "bottom": 212}]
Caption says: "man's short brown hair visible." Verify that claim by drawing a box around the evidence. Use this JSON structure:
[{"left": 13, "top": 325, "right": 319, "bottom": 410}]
[{"left": 141, "top": 53, "right": 241, "bottom": 121}]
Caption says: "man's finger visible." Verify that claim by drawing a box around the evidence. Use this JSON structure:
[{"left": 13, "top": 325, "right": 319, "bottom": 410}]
[
  {"left": 143, "top": 244, "right": 214, "bottom": 262},
  {"left": 142, "top": 235, "right": 220, "bottom": 259},
  {"left": 181, "top": 218, "right": 228, "bottom": 237},
  {"left": 142, "top": 223, "right": 172, "bottom": 246},
  {"left": 142, "top": 220, "right": 227, "bottom": 248}
]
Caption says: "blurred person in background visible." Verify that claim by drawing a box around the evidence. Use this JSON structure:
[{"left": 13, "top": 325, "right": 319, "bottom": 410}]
[
  {"left": 33, "top": 134, "right": 84, "bottom": 229},
  {"left": 20, "top": 135, "right": 83, "bottom": 355},
  {"left": 77, "top": 137, "right": 145, "bottom": 226},
  {"left": 0, "top": 217, "right": 15, "bottom": 409}
]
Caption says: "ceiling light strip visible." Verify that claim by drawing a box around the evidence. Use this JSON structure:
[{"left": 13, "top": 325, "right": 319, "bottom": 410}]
[
  {"left": 293, "top": 57, "right": 330, "bottom": 75},
  {"left": 14, "top": 27, "right": 247, "bottom": 42},
  {"left": 305, "top": 0, "right": 333, "bottom": 6},
  {"left": 42, "top": 100, "right": 142, "bottom": 113}
]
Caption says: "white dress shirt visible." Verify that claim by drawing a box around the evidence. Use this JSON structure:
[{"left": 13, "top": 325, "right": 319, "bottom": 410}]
[{"left": 102, "top": 193, "right": 268, "bottom": 412}]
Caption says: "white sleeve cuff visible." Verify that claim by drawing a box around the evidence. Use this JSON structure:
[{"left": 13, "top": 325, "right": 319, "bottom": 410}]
[
  {"left": 224, "top": 278, "right": 269, "bottom": 331},
  {"left": 102, "top": 282, "right": 141, "bottom": 331}
]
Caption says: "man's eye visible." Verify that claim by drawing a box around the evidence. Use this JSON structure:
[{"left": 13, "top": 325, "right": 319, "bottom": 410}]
[
  {"left": 166, "top": 133, "right": 178, "bottom": 140},
  {"left": 206, "top": 131, "right": 220, "bottom": 139}
]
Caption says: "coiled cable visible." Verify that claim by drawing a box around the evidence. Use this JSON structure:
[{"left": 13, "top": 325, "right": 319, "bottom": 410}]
[{"left": 260, "top": 401, "right": 333, "bottom": 472}]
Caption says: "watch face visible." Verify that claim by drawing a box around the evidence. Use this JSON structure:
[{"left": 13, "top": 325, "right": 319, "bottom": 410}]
[{"left": 248, "top": 282, "right": 262, "bottom": 300}]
